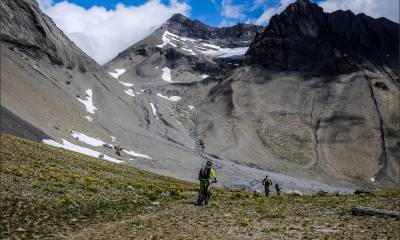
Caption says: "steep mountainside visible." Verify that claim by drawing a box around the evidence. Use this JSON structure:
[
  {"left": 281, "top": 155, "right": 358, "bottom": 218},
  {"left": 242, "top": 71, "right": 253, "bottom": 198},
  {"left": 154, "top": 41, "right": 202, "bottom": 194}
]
[
  {"left": 0, "top": 0, "right": 203, "bottom": 183},
  {"left": 198, "top": 0, "right": 399, "bottom": 184},
  {"left": 0, "top": 0, "right": 97, "bottom": 72},
  {"left": 2, "top": 0, "right": 397, "bottom": 193}
]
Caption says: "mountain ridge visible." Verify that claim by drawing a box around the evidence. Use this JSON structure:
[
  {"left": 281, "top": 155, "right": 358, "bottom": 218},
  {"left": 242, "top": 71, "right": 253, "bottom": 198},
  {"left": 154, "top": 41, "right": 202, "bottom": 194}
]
[{"left": 245, "top": 0, "right": 399, "bottom": 76}]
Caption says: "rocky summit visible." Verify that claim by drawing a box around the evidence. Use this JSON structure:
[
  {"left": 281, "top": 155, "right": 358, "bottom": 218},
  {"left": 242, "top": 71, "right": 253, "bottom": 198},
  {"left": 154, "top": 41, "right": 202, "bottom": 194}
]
[{"left": 245, "top": 0, "right": 399, "bottom": 75}]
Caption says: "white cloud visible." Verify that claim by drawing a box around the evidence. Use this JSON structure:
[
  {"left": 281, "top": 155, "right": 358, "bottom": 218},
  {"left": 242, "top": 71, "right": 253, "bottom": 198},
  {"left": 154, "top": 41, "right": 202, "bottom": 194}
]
[
  {"left": 40, "top": 0, "right": 190, "bottom": 64},
  {"left": 319, "top": 0, "right": 399, "bottom": 23},
  {"left": 255, "top": 0, "right": 399, "bottom": 26},
  {"left": 218, "top": 18, "right": 238, "bottom": 27},
  {"left": 221, "top": 0, "right": 245, "bottom": 19},
  {"left": 255, "top": 0, "right": 294, "bottom": 25}
]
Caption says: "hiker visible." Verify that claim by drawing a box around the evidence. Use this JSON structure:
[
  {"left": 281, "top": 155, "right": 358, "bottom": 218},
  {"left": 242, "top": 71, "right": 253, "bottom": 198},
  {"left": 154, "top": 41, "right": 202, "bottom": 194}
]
[
  {"left": 198, "top": 160, "right": 217, "bottom": 203},
  {"left": 262, "top": 175, "right": 273, "bottom": 197},
  {"left": 275, "top": 183, "right": 281, "bottom": 196}
]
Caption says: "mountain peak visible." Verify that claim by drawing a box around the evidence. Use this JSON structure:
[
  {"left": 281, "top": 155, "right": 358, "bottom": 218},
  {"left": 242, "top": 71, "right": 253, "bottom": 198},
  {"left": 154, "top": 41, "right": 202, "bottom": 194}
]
[
  {"left": 245, "top": 0, "right": 399, "bottom": 74},
  {"left": 167, "top": 13, "right": 192, "bottom": 24},
  {"left": 281, "top": 0, "right": 323, "bottom": 16}
]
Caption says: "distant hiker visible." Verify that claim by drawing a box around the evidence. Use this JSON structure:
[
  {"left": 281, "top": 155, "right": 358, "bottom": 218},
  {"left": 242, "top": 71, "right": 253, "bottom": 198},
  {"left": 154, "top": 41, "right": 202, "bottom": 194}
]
[
  {"left": 275, "top": 183, "right": 281, "bottom": 196},
  {"left": 198, "top": 160, "right": 217, "bottom": 204},
  {"left": 262, "top": 175, "right": 273, "bottom": 197}
]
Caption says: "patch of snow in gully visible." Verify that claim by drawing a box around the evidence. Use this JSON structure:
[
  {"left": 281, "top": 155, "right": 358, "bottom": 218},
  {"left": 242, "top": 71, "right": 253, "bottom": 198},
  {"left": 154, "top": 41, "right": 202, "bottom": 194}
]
[
  {"left": 124, "top": 89, "right": 136, "bottom": 97},
  {"left": 108, "top": 68, "right": 126, "bottom": 79},
  {"left": 161, "top": 67, "right": 172, "bottom": 82},
  {"left": 77, "top": 89, "right": 97, "bottom": 114},
  {"left": 157, "top": 93, "right": 181, "bottom": 102},
  {"left": 149, "top": 103, "right": 158, "bottom": 118}
]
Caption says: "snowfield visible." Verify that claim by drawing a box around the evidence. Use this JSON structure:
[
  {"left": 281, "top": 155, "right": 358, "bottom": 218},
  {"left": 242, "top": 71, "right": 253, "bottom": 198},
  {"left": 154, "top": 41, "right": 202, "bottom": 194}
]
[
  {"left": 161, "top": 67, "right": 172, "bottom": 82},
  {"left": 71, "top": 131, "right": 106, "bottom": 147},
  {"left": 156, "top": 30, "right": 248, "bottom": 59},
  {"left": 77, "top": 89, "right": 97, "bottom": 114},
  {"left": 124, "top": 89, "right": 136, "bottom": 97},
  {"left": 108, "top": 68, "right": 126, "bottom": 79},
  {"left": 157, "top": 93, "right": 181, "bottom": 102},
  {"left": 43, "top": 139, "right": 123, "bottom": 163}
]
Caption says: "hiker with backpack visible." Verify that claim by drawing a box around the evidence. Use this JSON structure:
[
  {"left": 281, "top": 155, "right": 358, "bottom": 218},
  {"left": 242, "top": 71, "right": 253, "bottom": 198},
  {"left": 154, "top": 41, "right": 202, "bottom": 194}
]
[
  {"left": 262, "top": 175, "right": 273, "bottom": 197},
  {"left": 198, "top": 160, "right": 217, "bottom": 205}
]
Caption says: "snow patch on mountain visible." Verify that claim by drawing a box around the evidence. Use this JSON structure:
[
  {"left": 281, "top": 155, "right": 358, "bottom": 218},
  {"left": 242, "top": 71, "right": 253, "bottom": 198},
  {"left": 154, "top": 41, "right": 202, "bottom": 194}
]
[
  {"left": 43, "top": 139, "right": 123, "bottom": 163},
  {"left": 156, "top": 30, "right": 248, "bottom": 59},
  {"left": 161, "top": 67, "right": 172, "bottom": 82},
  {"left": 71, "top": 131, "right": 105, "bottom": 147},
  {"left": 149, "top": 103, "right": 158, "bottom": 118},
  {"left": 124, "top": 89, "right": 136, "bottom": 97},
  {"left": 157, "top": 93, "right": 181, "bottom": 102},
  {"left": 199, "top": 45, "right": 248, "bottom": 58},
  {"left": 77, "top": 89, "right": 97, "bottom": 114},
  {"left": 123, "top": 149, "right": 152, "bottom": 159},
  {"left": 119, "top": 81, "right": 134, "bottom": 87},
  {"left": 108, "top": 68, "right": 126, "bottom": 79},
  {"left": 85, "top": 116, "right": 93, "bottom": 122}
]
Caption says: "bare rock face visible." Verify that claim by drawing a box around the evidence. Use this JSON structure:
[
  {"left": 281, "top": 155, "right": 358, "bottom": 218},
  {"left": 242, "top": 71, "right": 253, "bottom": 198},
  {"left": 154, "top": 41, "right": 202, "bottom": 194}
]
[
  {"left": 197, "top": 0, "right": 399, "bottom": 185},
  {"left": 245, "top": 0, "right": 399, "bottom": 75},
  {"left": 0, "top": 0, "right": 98, "bottom": 72},
  {"left": 165, "top": 13, "right": 263, "bottom": 48}
]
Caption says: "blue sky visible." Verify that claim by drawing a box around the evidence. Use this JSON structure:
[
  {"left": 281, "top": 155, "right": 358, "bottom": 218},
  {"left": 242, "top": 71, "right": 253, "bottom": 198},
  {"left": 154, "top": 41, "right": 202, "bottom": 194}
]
[{"left": 46, "top": 0, "right": 324, "bottom": 27}]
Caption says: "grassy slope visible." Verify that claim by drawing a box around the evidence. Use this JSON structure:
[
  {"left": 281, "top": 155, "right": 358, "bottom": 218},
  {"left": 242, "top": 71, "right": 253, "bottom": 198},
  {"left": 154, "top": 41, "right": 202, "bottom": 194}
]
[{"left": 1, "top": 133, "right": 399, "bottom": 239}]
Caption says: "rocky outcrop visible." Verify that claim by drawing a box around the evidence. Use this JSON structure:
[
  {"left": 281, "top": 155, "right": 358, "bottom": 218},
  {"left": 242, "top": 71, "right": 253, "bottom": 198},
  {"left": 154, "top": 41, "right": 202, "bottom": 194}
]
[
  {"left": 0, "top": 0, "right": 98, "bottom": 72},
  {"left": 165, "top": 13, "right": 263, "bottom": 48},
  {"left": 245, "top": 0, "right": 399, "bottom": 75},
  {"left": 196, "top": 0, "right": 399, "bottom": 185}
]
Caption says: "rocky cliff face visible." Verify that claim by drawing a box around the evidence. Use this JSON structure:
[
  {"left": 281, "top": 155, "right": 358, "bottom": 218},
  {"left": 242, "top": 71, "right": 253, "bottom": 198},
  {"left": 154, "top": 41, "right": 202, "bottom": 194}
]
[
  {"left": 0, "top": 0, "right": 98, "bottom": 72},
  {"left": 197, "top": 0, "right": 399, "bottom": 185},
  {"left": 165, "top": 13, "right": 263, "bottom": 48},
  {"left": 245, "top": 0, "right": 399, "bottom": 76}
]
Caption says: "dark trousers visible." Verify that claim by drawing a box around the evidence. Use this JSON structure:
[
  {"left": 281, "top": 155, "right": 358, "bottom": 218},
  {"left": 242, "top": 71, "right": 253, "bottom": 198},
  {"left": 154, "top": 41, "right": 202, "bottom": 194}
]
[{"left": 265, "top": 187, "right": 271, "bottom": 197}]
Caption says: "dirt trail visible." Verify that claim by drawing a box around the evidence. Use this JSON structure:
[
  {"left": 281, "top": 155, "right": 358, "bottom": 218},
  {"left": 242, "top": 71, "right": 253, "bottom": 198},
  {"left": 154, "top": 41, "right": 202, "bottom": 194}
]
[{"left": 65, "top": 192, "right": 400, "bottom": 240}]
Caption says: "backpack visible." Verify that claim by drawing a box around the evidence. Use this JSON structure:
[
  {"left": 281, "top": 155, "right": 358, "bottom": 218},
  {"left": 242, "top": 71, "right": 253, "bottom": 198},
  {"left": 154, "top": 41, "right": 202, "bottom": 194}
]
[{"left": 199, "top": 166, "right": 211, "bottom": 179}]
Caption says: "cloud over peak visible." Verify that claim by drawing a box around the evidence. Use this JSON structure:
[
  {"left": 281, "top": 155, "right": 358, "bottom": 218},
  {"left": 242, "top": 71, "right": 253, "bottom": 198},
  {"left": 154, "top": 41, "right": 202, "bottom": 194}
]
[
  {"left": 255, "top": 0, "right": 399, "bottom": 25},
  {"left": 39, "top": 0, "right": 190, "bottom": 64}
]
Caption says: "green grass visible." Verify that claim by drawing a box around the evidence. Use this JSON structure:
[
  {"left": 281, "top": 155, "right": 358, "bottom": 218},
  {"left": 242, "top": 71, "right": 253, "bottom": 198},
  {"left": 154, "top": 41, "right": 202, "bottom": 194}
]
[
  {"left": 1, "top": 133, "right": 399, "bottom": 240},
  {"left": 0, "top": 133, "right": 195, "bottom": 239}
]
